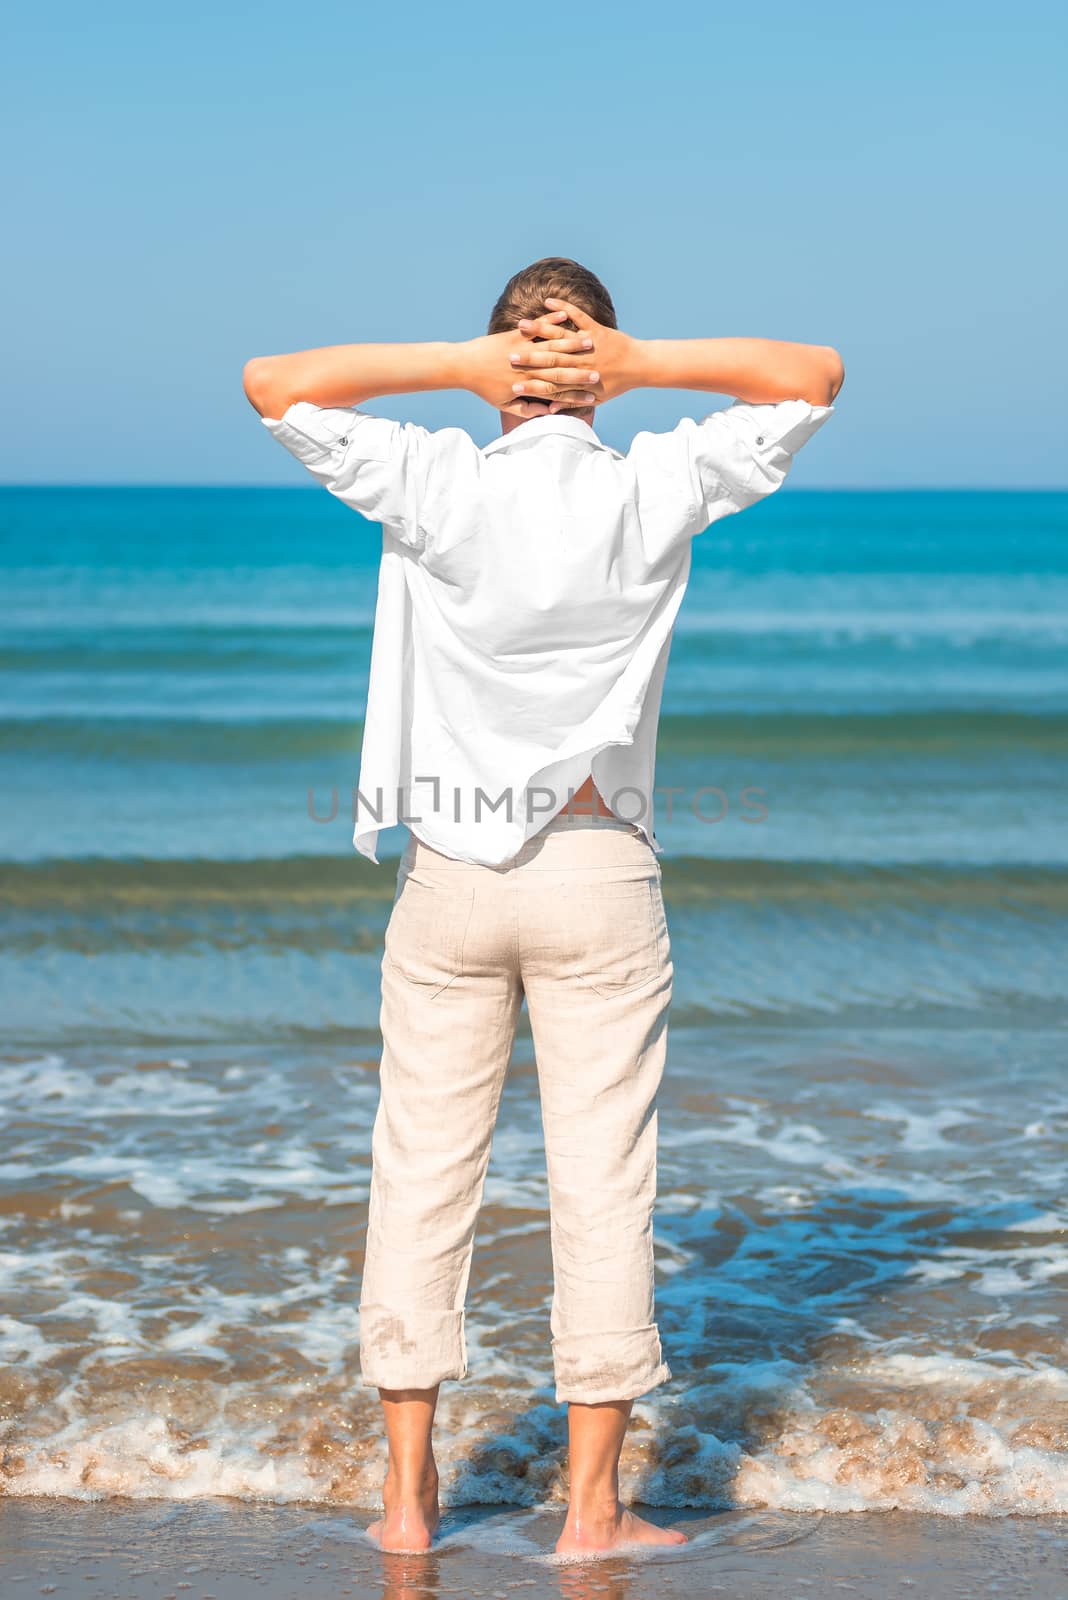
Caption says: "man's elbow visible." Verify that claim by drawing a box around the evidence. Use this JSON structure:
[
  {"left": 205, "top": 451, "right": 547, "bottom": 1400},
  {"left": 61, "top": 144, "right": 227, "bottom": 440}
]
[
  {"left": 816, "top": 345, "right": 845, "bottom": 406},
  {"left": 243, "top": 356, "right": 288, "bottom": 419}
]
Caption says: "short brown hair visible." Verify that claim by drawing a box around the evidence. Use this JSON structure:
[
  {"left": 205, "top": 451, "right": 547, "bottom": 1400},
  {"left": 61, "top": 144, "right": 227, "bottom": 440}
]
[{"left": 488, "top": 256, "right": 617, "bottom": 335}]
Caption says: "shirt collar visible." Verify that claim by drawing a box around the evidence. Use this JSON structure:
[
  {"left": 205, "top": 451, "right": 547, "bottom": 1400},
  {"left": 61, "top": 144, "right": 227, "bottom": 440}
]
[{"left": 482, "top": 413, "right": 621, "bottom": 458}]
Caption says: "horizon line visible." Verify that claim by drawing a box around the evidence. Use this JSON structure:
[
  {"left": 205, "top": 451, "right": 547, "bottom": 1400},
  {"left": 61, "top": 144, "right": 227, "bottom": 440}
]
[{"left": 2, "top": 483, "right": 1066, "bottom": 495}]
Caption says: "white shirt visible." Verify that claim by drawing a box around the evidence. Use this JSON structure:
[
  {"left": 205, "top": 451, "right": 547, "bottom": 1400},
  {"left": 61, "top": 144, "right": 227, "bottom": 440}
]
[{"left": 262, "top": 397, "right": 833, "bottom": 865}]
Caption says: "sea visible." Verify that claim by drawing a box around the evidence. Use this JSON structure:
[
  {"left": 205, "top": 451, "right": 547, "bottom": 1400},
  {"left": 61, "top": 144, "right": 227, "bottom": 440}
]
[{"left": 1, "top": 484, "right": 1066, "bottom": 1520}]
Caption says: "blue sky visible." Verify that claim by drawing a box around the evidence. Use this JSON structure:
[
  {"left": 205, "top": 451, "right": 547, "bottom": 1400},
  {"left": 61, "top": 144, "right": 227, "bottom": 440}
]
[{"left": 4, "top": 1, "right": 1065, "bottom": 487}]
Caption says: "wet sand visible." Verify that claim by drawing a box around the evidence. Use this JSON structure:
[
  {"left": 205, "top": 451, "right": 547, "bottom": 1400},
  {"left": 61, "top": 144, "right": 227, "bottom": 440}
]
[{"left": 1, "top": 1500, "right": 1066, "bottom": 1600}]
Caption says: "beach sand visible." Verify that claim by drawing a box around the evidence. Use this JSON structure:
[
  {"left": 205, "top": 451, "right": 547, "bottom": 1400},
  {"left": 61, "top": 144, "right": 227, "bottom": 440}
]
[{"left": 1, "top": 1500, "right": 1066, "bottom": 1600}]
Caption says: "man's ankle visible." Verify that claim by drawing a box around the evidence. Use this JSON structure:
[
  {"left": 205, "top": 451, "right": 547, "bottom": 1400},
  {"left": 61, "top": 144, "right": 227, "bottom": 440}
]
[
  {"left": 384, "top": 1460, "right": 439, "bottom": 1499},
  {"left": 565, "top": 1488, "right": 621, "bottom": 1520}
]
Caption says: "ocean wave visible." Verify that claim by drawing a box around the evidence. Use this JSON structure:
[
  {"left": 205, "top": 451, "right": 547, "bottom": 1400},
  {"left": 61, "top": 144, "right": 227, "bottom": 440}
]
[
  {"left": 656, "top": 708, "right": 1068, "bottom": 756},
  {"left": 674, "top": 608, "right": 1068, "bottom": 644},
  {"left": 2, "top": 708, "right": 1065, "bottom": 762},
  {"left": 648, "top": 1355, "right": 1068, "bottom": 1516},
  {"left": 0, "top": 625, "right": 372, "bottom": 674},
  {"left": 1, "top": 1352, "right": 1064, "bottom": 1515},
  {"left": 2, "top": 854, "right": 1067, "bottom": 910},
  {"left": 6, "top": 607, "right": 1068, "bottom": 660},
  {"left": 0, "top": 716, "right": 366, "bottom": 761}
]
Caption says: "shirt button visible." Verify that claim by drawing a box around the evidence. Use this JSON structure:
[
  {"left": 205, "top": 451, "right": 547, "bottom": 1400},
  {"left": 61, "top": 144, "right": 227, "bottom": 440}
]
[
  {"left": 756, "top": 435, "right": 765, "bottom": 446},
  {"left": 337, "top": 435, "right": 349, "bottom": 446}
]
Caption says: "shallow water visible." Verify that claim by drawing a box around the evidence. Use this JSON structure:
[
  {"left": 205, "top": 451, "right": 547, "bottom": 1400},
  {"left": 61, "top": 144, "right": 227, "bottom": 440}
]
[
  {"left": 2, "top": 1500, "right": 1068, "bottom": 1599},
  {"left": 1, "top": 487, "right": 1066, "bottom": 1516},
  {"left": 1, "top": 1027, "right": 1066, "bottom": 1512}
]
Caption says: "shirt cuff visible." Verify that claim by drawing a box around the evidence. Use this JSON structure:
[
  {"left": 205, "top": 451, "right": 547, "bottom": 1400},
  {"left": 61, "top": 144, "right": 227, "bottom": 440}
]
[
  {"left": 715, "top": 396, "right": 835, "bottom": 458},
  {"left": 260, "top": 402, "right": 371, "bottom": 467}
]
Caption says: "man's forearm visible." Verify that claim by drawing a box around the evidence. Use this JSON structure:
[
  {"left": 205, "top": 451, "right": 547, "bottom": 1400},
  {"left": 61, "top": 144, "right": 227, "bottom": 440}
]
[
  {"left": 243, "top": 342, "right": 461, "bottom": 420},
  {"left": 631, "top": 337, "right": 844, "bottom": 408}
]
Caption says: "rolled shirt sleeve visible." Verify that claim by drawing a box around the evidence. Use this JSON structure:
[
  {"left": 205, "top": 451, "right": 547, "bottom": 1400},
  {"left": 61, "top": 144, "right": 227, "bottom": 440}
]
[
  {"left": 629, "top": 397, "right": 834, "bottom": 557},
  {"left": 260, "top": 402, "right": 438, "bottom": 550},
  {"left": 689, "top": 397, "right": 834, "bottom": 517}
]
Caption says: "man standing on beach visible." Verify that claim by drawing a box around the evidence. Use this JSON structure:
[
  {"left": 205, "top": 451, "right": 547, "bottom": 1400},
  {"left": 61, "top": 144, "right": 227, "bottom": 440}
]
[{"left": 244, "top": 258, "right": 842, "bottom": 1553}]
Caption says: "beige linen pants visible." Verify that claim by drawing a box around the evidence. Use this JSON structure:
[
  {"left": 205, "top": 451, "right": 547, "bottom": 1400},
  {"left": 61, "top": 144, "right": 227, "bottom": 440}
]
[{"left": 359, "top": 812, "right": 674, "bottom": 1405}]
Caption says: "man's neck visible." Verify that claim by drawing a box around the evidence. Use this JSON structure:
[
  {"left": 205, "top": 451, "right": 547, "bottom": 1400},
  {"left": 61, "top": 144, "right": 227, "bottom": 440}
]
[{"left": 498, "top": 407, "right": 596, "bottom": 436}]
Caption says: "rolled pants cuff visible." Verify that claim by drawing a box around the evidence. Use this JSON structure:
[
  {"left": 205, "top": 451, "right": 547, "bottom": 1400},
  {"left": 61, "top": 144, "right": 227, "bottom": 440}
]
[
  {"left": 552, "top": 1326, "right": 672, "bottom": 1405},
  {"left": 359, "top": 1304, "right": 466, "bottom": 1390}
]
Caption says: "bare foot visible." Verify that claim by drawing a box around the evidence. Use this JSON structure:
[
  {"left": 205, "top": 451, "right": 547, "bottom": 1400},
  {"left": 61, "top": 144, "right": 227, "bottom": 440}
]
[
  {"left": 556, "top": 1501, "right": 688, "bottom": 1556},
  {"left": 366, "top": 1467, "right": 440, "bottom": 1553}
]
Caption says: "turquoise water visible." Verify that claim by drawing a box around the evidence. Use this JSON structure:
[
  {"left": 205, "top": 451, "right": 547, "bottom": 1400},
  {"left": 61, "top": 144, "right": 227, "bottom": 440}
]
[
  {"left": 1, "top": 486, "right": 1067, "bottom": 1513},
  {"left": 3, "top": 487, "right": 1067, "bottom": 1037}
]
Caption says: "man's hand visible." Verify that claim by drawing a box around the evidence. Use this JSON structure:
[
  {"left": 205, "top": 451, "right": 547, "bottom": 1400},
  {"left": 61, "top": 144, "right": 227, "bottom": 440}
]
[
  {"left": 509, "top": 299, "right": 646, "bottom": 411},
  {"left": 510, "top": 301, "right": 845, "bottom": 409},
  {"left": 456, "top": 313, "right": 602, "bottom": 417}
]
